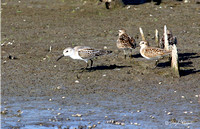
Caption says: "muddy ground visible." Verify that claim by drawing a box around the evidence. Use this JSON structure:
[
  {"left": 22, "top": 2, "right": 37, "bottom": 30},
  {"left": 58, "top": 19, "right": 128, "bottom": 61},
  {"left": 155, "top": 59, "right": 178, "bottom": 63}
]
[{"left": 1, "top": 0, "right": 200, "bottom": 128}]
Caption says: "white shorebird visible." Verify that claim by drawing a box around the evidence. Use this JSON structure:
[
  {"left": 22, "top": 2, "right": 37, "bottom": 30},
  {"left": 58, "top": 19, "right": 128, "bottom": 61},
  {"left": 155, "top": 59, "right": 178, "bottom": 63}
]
[
  {"left": 57, "top": 46, "right": 112, "bottom": 69},
  {"left": 139, "top": 41, "right": 172, "bottom": 67},
  {"left": 116, "top": 29, "right": 136, "bottom": 59}
]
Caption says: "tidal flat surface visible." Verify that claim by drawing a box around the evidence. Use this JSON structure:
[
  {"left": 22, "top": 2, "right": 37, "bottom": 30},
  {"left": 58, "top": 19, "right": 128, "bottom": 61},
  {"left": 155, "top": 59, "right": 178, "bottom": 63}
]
[{"left": 1, "top": 0, "right": 200, "bottom": 128}]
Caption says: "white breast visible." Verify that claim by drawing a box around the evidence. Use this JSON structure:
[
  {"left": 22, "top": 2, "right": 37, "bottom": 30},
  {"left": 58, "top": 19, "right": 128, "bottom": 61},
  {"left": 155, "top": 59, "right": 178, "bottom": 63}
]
[{"left": 69, "top": 50, "right": 83, "bottom": 60}]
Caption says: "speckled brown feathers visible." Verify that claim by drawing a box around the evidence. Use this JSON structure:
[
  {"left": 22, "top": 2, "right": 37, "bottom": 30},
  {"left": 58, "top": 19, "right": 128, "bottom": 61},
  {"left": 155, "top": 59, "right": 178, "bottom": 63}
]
[
  {"left": 117, "top": 32, "right": 136, "bottom": 49},
  {"left": 160, "top": 30, "right": 177, "bottom": 49},
  {"left": 140, "top": 41, "right": 171, "bottom": 60},
  {"left": 116, "top": 29, "right": 136, "bottom": 59},
  {"left": 142, "top": 47, "right": 171, "bottom": 58}
]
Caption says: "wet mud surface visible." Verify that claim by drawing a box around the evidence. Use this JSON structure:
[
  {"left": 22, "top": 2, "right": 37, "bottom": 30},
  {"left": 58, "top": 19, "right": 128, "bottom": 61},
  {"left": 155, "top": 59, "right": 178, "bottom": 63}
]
[{"left": 1, "top": 0, "right": 200, "bottom": 128}]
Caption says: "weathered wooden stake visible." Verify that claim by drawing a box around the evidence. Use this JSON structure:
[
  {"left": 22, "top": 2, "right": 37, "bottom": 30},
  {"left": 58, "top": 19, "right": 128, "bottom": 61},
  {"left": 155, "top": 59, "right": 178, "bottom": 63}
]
[
  {"left": 139, "top": 27, "right": 146, "bottom": 41},
  {"left": 164, "top": 25, "right": 169, "bottom": 50},
  {"left": 155, "top": 29, "right": 159, "bottom": 47},
  {"left": 171, "top": 44, "right": 180, "bottom": 77}
]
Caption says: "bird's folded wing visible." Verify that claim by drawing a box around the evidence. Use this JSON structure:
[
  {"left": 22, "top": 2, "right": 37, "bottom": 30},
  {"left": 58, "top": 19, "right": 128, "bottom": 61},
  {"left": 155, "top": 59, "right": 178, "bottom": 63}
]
[
  {"left": 119, "top": 34, "right": 136, "bottom": 48},
  {"left": 144, "top": 48, "right": 170, "bottom": 57},
  {"left": 78, "top": 48, "right": 96, "bottom": 59}
]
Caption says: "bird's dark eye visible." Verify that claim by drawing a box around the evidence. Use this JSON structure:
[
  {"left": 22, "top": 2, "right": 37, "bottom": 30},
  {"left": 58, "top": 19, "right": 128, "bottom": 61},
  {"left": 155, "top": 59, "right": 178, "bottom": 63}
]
[{"left": 66, "top": 50, "right": 68, "bottom": 52}]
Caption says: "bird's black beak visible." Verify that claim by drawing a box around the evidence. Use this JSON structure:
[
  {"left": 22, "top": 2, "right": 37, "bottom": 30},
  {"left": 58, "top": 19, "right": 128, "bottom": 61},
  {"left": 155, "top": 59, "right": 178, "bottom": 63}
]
[{"left": 57, "top": 55, "right": 64, "bottom": 61}]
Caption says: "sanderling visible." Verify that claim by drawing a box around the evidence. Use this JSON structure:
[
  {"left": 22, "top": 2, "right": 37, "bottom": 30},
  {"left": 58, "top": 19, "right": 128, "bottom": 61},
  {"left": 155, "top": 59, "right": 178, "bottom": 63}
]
[
  {"left": 57, "top": 46, "right": 112, "bottom": 69},
  {"left": 116, "top": 29, "right": 136, "bottom": 59},
  {"left": 139, "top": 41, "right": 172, "bottom": 67},
  {"left": 160, "top": 30, "right": 177, "bottom": 49}
]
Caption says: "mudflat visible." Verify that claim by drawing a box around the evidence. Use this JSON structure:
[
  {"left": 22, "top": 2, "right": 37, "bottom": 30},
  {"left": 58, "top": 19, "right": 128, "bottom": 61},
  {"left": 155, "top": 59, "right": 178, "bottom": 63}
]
[{"left": 1, "top": 0, "right": 200, "bottom": 128}]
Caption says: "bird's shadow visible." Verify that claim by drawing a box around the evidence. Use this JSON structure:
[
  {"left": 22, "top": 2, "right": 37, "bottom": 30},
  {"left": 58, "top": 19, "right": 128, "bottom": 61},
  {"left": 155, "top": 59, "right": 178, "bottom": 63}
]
[
  {"left": 130, "top": 53, "right": 143, "bottom": 58},
  {"left": 131, "top": 52, "right": 200, "bottom": 77},
  {"left": 121, "top": 0, "right": 162, "bottom": 5},
  {"left": 178, "top": 53, "right": 200, "bottom": 61},
  {"left": 180, "top": 69, "right": 200, "bottom": 76},
  {"left": 178, "top": 52, "right": 200, "bottom": 76},
  {"left": 156, "top": 61, "right": 171, "bottom": 68},
  {"left": 85, "top": 64, "right": 131, "bottom": 71},
  {"left": 155, "top": 52, "right": 200, "bottom": 76},
  {"left": 156, "top": 60, "right": 198, "bottom": 68}
]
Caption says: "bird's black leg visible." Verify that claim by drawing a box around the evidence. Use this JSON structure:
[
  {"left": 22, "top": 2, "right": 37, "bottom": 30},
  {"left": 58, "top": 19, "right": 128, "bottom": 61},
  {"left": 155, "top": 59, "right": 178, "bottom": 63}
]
[
  {"left": 105, "top": 2, "right": 110, "bottom": 9},
  {"left": 123, "top": 49, "right": 127, "bottom": 59},
  {"left": 90, "top": 59, "right": 93, "bottom": 68},
  {"left": 129, "top": 49, "right": 133, "bottom": 58},
  {"left": 154, "top": 60, "right": 159, "bottom": 69},
  {"left": 124, "top": 55, "right": 127, "bottom": 59},
  {"left": 168, "top": 56, "right": 172, "bottom": 64}
]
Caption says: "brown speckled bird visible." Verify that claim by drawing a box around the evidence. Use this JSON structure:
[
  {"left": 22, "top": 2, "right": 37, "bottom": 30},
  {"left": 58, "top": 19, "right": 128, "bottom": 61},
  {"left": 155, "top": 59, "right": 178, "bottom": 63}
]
[
  {"left": 139, "top": 41, "right": 172, "bottom": 67},
  {"left": 117, "top": 29, "right": 136, "bottom": 59},
  {"left": 160, "top": 30, "right": 177, "bottom": 49}
]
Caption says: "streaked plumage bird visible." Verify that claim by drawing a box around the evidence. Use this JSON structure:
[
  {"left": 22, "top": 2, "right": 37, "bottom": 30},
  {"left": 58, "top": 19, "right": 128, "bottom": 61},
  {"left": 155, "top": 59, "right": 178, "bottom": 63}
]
[
  {"left": 160, "top": 30, "right": 177, "bottom": 49},
  {"left": 117, "top": 29, "right": 136, "bottom": 59},
  {"left": 57, "top": 46, "right": 112, "bottom": 69},
  {"left": 139, "top": 41, "right": 171, "bottom": 67}
]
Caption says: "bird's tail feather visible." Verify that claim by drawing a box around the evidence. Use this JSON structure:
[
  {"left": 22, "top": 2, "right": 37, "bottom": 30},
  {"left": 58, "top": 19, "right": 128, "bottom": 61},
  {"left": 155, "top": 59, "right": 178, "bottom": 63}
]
[{"left": 95, "top": 50, "right": 112, "bottom": 56}]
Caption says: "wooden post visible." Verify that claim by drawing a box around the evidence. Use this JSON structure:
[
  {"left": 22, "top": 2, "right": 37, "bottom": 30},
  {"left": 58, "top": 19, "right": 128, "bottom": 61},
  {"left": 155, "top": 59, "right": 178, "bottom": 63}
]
[
  {"left": 155, "top": 29, "right": 159, "bottom": 47},
  {"left": 171, "top": 44, "right": 180, "bottom": 77},
  {"left": 139, "top": 27, "right": 146, "bottom": 41},
  {"left": 164, "top": 25, "right": 169, "bottom": 50}
]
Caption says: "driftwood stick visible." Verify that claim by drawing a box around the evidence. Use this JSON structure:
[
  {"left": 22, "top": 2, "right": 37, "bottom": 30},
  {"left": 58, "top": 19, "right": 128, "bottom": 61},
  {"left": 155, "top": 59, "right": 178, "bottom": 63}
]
[
  {"left": 164, "top": 25, "right": 169, "bottom": 50},
  {"left": 155, "top": 29, "right": 159, "bottom": 47},
  {"left": 139, "top": 27, "right": 146, "bottom": 41},
  {"left": 171, "top": 44, "right": 180, "bottom": 77}
]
